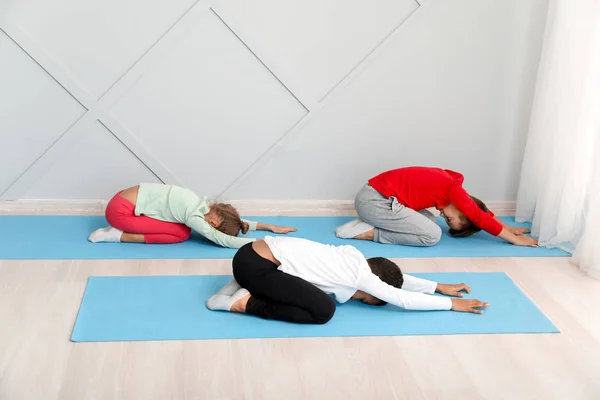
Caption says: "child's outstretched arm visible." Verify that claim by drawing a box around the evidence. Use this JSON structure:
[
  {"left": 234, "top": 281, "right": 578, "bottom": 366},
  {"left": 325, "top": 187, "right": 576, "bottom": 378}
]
[
  {"left": 188, "top": 216, "right": 255, "bottom": 248},
  {"left": 449, "top": 299, "right": 489, "bottom": 314},
  {"left": 494, "top": 216, "right": 538, "bottom": 246},
  {"left": 357, "top": 272, "right": 489, "bottom": 313},
  {"left": 493, "top": 216, "right": 531, "bottom": 236},
  {"left": 251, "top": 221, "right": 297, "bottom": 234},
  {"left": 498, "top": 228, "right": 538, "bottom": 247},
  {"left": 403, "top": 274, "right": 470, "bottom": 297},
  {"left": 448, "top": 184, "right": 537, "bottom": 247},
  {"left": 435, "top": 282, "right": 471, "bottom": 297},
  {"left": 402, "top": 275, "right": 488, "bottom": 312}
]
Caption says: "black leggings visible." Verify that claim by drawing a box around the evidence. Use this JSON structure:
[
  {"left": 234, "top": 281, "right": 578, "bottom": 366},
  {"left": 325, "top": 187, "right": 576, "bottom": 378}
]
[{"left": 232, "top": 243, "right": 336, "bottom": 324}]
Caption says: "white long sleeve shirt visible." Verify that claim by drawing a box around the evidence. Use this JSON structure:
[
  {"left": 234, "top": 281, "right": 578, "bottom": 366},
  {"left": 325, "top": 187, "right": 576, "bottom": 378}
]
[{"left": 263, "top": 236, "right": 452, "bottom": 311}]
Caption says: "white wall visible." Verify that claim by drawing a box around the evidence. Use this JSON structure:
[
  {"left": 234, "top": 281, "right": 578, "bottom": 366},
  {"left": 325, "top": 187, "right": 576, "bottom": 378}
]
[{"left": 0, "top": 0, "right": 548, "bottom": 201}]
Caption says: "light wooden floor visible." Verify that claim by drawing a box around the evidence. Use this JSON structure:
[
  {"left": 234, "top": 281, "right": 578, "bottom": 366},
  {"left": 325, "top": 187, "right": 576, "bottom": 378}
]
[{"left": 1, "top": 256, "right": 600, "bottom": 400}]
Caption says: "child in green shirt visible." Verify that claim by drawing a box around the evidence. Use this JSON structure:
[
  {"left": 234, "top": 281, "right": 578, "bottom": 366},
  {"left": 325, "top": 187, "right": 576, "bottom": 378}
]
[{"left": 88, "top": 183, "right": 296, "bottom": 248}]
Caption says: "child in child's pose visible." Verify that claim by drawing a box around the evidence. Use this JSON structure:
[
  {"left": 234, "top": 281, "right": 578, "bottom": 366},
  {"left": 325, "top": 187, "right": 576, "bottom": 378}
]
[
  {"left": 207, "top": 236, "right": 488, "bottom": 324},
  {"left": 88, "top": 183, "right": 296, "bottom": 248},
  {"left": 336, "top": 167, "right": 536, "bottom": 247}
]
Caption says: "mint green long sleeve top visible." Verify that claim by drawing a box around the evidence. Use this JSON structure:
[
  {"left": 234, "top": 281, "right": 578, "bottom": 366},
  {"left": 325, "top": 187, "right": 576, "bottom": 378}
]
[{"left": 134, "top": 183, "right": 257, "bottom": 248}]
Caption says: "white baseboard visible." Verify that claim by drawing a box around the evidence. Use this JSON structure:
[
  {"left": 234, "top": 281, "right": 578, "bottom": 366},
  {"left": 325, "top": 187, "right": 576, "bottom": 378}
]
[
  {"left": 229, "top": 200, "right": 358, "bottom": 216},
  {"left": 484, "top": 201, "right": 517, "bottom": 217},
  {"left": 0, "top": 199, "right": 109, "bottom": 215},
  {"left": 0, "top": 199, "right": 516, "bottom": 216}
]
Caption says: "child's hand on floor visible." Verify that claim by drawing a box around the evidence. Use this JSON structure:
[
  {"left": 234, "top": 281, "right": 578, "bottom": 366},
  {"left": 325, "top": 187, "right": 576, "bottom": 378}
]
[
  {"left": 510, "top": 226, "right": 531, "bottom": 236},
  {"left": 513, "top": 235, "right": 538, "bottom": 247},
  {"left": 270, "top": 225, "right": 297, "bottom": 234},
  {"left": 436, "top": 283, "right": 470, "bottom": 297},
  {"left": 451, "top": 299, "right": 489, "bottom": 314}
]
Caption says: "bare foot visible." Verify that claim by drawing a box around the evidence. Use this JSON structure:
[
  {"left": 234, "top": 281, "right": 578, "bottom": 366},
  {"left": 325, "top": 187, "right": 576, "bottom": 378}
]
[
  {"left": 230, "top": 293, "right": 251, "bottom": 313},
  {"left": 353, "top": 228, "right": 375, "bottom": 241}
]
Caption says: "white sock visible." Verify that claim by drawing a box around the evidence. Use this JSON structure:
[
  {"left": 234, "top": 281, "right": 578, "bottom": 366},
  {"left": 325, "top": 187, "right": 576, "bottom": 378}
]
[
  {"left": 206, "top": 288, "right": 250, "bottom": 311},
  {"left": 214, "top": 278, "right": 241, "bottom": 296},
  {"left": 88, "top": 226, "right": 123, "bottom": 243},
  {"left": 335, "top": 218, "right": 374, "bottom": 239}
]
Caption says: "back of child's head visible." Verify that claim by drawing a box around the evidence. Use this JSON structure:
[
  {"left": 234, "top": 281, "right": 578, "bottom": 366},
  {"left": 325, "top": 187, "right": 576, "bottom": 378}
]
[
  {"left": 211, "top": 203, "right": 249, "bottom": 236},
  {"left": 366, "top": 257, "right": 404, "bottom": 305},
  {"left": 448, "top": 196, "right": 489, "bottom": 238}
]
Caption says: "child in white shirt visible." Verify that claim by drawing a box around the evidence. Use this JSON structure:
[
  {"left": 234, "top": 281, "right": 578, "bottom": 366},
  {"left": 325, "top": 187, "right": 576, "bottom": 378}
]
[{"left": 207, "top": 237, "right": 488, "bottom": 324}]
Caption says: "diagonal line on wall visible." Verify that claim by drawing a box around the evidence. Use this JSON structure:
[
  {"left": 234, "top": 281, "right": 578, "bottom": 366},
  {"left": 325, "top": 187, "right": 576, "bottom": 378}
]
[
  {"left": 0, "top": 25, "right": 94, "bottom": 109},
  {"left": 210, "top": 7, "right": 310, "bottom": 113},
  {"left": 0, "top": 22, "right": 97, "bottom": 199},
  {"left": 218, "top": 1, "right": 425, "bottom": 198},
  {"left": 0, "top": 113, "right": 96, "bottom": 199},
  {"left": 2, "top": 0, "right": 426, "bottom": 200},
  {"left": 98, "top": 0, "right": 207, "bottom": 106},
  {"left": 318, "top": 1, "right": 421, "bottom": 103},
  {"left": 0, "top": 1, "right": 214, "bottom": 199},
  {"left": 98, "top": 115, "right": 182, "bottom": 186}
]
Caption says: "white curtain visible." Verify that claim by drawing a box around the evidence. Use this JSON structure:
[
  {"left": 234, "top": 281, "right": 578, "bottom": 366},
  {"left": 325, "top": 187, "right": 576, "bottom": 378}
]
[{"left": 516, "top": 0, "right": 600, "bottom": 278}]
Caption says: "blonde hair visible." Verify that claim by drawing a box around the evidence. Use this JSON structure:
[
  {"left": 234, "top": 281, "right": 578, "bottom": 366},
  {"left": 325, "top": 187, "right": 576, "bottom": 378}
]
[{"left": 211, "top": 203, "right": 249, "bottom": 236}]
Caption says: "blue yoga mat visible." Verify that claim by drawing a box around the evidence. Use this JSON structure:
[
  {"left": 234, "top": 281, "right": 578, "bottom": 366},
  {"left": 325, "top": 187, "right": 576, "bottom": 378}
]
[
  {"left": 0, "top": 216, "right": 568, "bottom": 259},
  {"left": 71, "top": 272, "right": 559, "bottom": 342}
]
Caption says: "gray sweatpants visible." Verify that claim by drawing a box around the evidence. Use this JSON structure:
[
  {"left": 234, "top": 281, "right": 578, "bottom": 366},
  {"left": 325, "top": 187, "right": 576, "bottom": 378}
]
[{"left": 355, "top": 184, "right": 442, "bottom": 247}]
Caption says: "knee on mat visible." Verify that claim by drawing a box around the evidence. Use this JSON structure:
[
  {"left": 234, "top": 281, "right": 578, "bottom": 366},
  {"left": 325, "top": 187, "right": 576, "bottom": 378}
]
[
  {"left": 104, "top": 214, "right": 124, "bottom": 231},
  {"left": 421, "top": 226, "right": 442, "bottom": 247},
  {"left": 174, "top": 228, "right": 192, "bottom": 243},
  {"left": 313, "top": 297, "right": 336, "bottom": 324}
]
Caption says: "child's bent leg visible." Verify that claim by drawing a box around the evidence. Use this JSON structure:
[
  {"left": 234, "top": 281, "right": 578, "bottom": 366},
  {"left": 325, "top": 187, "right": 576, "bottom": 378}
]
[
  {"left": 355, "top": 184, "right": 442, "bottom": 246},
  {"left": 228, "top": 243, "right": 336, "bottom": 324},
  {"left": 220, "top": 289, "right": 333, "bottom": 326},
  {"left": 142, "top": 230, "right": 191, "bottom": 244},
  {"left": 118, "top": 218, "right": 191, "bottom": 244},
  {"left": 353, "top": 228, "right": 375, "bottom": 241},
  {"left": 120, "top": 233, "right": 145, "bottom": 243},
  {"left": 97, "top": 229, "right": 189, "bottom": 244},
  {"left": 88, "top": 226, "right": 124, "bottom": 243},
  {"left": 207, "top": 287, "right": 250, "bottom": 312},
  {"left": 335, "top": 218, "right": 374, "bottom": 240},
  {"left": 244, "top": 292, "right": 335, "bottom": 324},
  {"left": 418, "top": 208, "right": 437, "bottom": 223},
  {"left": 374, "top": 224, "right": 441, "bottom": 246},
  {"left": 98, "top": 192, "right": 191, "bottom": 244},
  {"left": 370, "top": 207, "right": 442, "bottom": 247}
]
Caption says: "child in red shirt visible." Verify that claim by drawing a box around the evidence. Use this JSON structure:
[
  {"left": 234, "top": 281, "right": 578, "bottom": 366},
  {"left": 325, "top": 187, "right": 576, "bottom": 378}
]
[{"left": 335, "top": 167, "right": 537, "bottom": 247}]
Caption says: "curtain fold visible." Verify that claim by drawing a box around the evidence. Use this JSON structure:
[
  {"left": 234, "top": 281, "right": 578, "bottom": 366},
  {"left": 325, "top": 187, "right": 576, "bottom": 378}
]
[{"left": 516, "top": 0, "right": 600, "bottom": 277}]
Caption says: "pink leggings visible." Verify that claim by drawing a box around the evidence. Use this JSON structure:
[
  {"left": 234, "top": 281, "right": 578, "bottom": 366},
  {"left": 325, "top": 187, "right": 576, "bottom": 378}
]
[{"left": 105, "top": 192, "right": 191, "bottom": 244}]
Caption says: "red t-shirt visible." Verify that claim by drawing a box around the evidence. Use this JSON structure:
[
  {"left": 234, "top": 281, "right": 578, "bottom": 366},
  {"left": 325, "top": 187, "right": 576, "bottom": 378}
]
[{"left": 368, "top": 167, "right": 502, "bottom": 236}]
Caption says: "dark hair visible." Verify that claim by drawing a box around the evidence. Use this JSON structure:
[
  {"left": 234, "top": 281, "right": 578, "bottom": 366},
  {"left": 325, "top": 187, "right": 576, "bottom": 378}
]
[
  {"left": 448, "top": 196, "right": 490, "bottom": 238},
  {"left": 211, "top": 203, "right": 249, "bottom": 236},
  {"left": 366, "top": 257, "right": 404, "bottom": 306}
]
